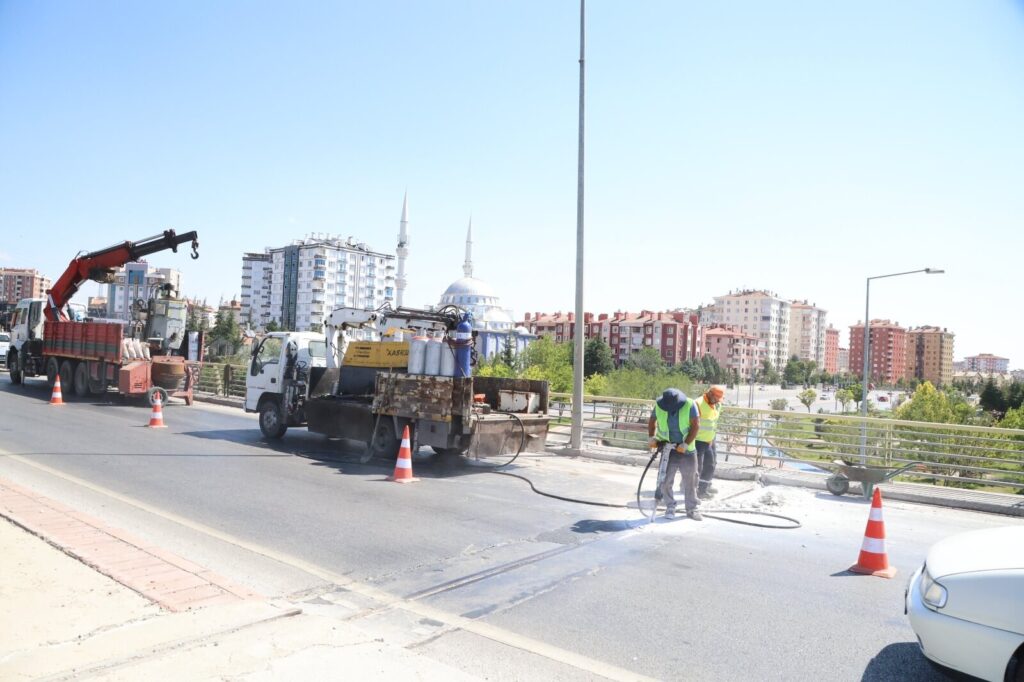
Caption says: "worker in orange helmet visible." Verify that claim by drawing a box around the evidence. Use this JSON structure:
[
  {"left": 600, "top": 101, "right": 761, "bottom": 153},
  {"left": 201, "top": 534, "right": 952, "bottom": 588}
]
[{"left": 694, "top": 385, "right": 726, "bottom": 500}]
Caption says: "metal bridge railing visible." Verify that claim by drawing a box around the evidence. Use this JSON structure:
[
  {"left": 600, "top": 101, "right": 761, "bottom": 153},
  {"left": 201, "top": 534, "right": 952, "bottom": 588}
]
[{"left": 548, "top": 393, "right": 1024, "bottom": 494}]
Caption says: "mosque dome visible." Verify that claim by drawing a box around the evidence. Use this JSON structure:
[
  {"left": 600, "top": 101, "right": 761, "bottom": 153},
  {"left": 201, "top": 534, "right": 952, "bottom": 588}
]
[{"left": 437, "top": 222, "right": 518, "bottom": 333}]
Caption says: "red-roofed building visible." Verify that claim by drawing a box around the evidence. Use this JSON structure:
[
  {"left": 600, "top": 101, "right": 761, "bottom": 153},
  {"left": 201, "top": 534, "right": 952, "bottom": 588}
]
[{"left": 704, "top": 324, "right": 767, "bottom": 377}]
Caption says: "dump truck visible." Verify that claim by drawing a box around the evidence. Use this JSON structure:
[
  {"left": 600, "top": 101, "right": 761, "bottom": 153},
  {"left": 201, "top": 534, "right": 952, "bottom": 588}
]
[
  {"left": 244, "top": 305, "right": 550, "bottom": 460},
  {"left": 6, "top": 230, "right": 205, "bottom": 404}
]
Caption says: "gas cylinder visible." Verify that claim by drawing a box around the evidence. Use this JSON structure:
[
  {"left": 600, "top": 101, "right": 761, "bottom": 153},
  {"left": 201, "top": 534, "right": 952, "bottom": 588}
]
[
  {"left": 439, "top": 337, "right": 456, "bottom": 377},
  {"left": 454, "top": 314, "right": 474, "bottom": 378},
  {"left": 408, "top": 334, "right": 428, "bottom": 374},
  {"left": 424, "top": 333, "right": 443, "bottom": 375}
]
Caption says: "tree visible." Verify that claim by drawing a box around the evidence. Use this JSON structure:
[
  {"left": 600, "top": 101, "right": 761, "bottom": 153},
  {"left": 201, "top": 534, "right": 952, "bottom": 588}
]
[
  {"left": 266, "top": 319, "right": 280, "bottom": 332},
  {"left": 835, "top": 389, "right": 853, "bottom": 412},
  {"left": 185, "top": 304, "right": 201, "bottom": 332},
  {"left": 979, "top": 380, "right": 1007, "bottom": 415},
  {"left": 1005, "top": 382, "right": 1024, "bottom": 411},
  {"left": 625, "top": 347, "right": 666, "bottom": 374},
  {"left": 760, "top": 359, "right": 781, "bottom": 385},
  {"left": 582, "top": 338, "right": 614, "bottom": 377},
  {"left": 500, "top": 333, "right": 518, "bottom": 372},
  {"left": 797, "top": 388, "right": 817, "bottom": 412},
  {"left": 770, "top": 398, "right": 788, "bottom": 412},
  {"left": 801, "top": 360, "right": 817, "bottom": 387},
  {"left": 848, "top": 383, "right": 864, "bottom": 408},
  {"left": 783, "top": 355, "right": 804, "bottom": 384},
  {"left": 210, "top": 310, "right": 242, "bottom": 354}
]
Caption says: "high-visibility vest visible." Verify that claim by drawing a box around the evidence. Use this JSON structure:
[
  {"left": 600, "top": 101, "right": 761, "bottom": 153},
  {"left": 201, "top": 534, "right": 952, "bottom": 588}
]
[
  {"left": 696, "top": 396, "right": 720, "bottom": 443},
  {"left": 654, "top": 399, "right": 696, "bottom": 452}
]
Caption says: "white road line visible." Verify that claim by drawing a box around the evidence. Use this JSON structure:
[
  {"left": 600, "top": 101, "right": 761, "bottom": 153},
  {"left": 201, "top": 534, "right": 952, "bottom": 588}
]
[{"left": 1, "top": 450, "right": 654, "bottom": 682}]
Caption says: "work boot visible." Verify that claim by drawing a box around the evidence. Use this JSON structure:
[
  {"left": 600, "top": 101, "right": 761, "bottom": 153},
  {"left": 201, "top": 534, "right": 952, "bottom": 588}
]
[
  {"left": 687, "top": 509, "right": 704, "bottom": 521},
  {"left": 664, "top": 508, "right": 677, "bottom": 520},
  {"left": 698, "top": 490, "right": 713, "bottom": 501}
]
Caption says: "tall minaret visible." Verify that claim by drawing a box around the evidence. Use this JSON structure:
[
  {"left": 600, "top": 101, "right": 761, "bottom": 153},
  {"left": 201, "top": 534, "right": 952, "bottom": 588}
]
[
  {"left": 463, "top": 217, "right": 473, "bottom": 278},
  {"left": 395, "top": 192, "right": 409, "bottom": 307}
]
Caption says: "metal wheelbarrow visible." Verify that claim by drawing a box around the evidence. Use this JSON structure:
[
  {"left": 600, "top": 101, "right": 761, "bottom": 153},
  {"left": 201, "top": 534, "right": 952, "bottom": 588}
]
[{"left": 825, "top": 460, "right": 926, "bottom": 499}]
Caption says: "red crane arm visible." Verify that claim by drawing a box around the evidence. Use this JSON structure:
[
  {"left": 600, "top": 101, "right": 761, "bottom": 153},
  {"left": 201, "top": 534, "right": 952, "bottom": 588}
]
[{"left": 45, "top": 229, "right": 199, "bottom": 321}]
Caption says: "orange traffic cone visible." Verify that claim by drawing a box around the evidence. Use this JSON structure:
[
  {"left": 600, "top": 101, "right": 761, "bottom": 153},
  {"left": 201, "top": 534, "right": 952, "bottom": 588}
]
[
  {"left": 50, "top": 375, "right": 65, "bottom": 405},
  {"left": 148, "top": 392, "right": 167, "bottom": 428},
  {"left": 388, "top": 426, "right": 419, "bottom": 483},
  {"left": 849, "top": 488, "right": 897, "bottom": 578}
]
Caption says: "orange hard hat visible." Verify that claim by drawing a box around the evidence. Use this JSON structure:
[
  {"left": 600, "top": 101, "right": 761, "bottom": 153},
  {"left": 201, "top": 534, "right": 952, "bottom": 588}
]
[{"left": 706, "top": 385, "right": 726, "bottom": 401}]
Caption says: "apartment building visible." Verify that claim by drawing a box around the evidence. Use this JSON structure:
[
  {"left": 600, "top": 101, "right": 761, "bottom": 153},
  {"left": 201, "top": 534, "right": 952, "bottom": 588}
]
[
  {"left": 704, "top": 325, "right": 766, "bottom": 377},
  {"left": 824, "top": 326, "right": 840, "bottom": 374},
  {"left": 837, "top": 347, "right": 850, "bottom": 374},
  {"left": 105, "top": 262, "right": 182, "bottom": 321},
  {"left": 964, "top": 354, "right": 1010, "bottom": 374},
  {"left": 788, "top": 300, "right": 828, "bottom": 367},
  {"left": 849, "top": 319, "right": 907, "bottom": 385},
  {"left": 252, "top": 234, "right": 395, "bottom": 331},
  {"left": 905, "top": 326, "right": 955, "bottom": 386},
  {"left": 707, "top": 290, "right": 790, "bottom": 371},
  {"left": 0, "top": 268, "right": 51, "bottom": 304},
  {"left": 240, "top": 252, "right": 273, "bottom": 327},
  {"left": 521, "top": 310, "right": 703, "bottom": 366}
]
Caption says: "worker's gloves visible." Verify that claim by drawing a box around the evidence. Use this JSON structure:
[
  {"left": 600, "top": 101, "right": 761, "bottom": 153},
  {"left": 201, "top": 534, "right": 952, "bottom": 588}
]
[{"left": 648, "top": 438, "right": 659, "bottom": 451}]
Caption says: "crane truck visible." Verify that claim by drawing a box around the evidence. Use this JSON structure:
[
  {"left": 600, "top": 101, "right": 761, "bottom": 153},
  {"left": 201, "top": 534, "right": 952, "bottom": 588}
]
[
  {"left": 6, "top": 230, "right": 205, "bottom": 404},
  {"left": 244, "top": 304, "right": 550, "bottom": 461}
]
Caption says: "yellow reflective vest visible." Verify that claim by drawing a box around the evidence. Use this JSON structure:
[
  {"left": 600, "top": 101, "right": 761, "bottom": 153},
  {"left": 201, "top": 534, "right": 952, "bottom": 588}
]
[
  {"left": 696, "top": 396, "right": 720, "bottom": 443},
  {"left": 654, "top": 399, "right": 697, "bottom": 452}
]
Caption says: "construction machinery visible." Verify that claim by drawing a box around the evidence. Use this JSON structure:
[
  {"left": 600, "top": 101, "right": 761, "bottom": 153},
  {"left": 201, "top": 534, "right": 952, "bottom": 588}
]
[
  {"left": 245, "top": 304, "right": 550, "bottom": 460},
  {"left": 6, "top": 230, "right": 205, "bottom": 404}
]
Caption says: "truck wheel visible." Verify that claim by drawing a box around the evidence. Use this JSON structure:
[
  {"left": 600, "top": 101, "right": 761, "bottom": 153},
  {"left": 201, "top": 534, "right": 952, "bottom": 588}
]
[
  {"left": 147, "top": 386, "right": 169, "bottom": 407},
  {"left": 73, "top": 363, "right": 90, "bottom": 398},
  {"left": 8, "top": 353, "right": 22, "bottom": 385},
  {"left": 259, "top": 399, "right": 288, "bottom": 439},
  {"left": 58, "top": 360, "right": 75, "bottom": 396},
  {"left": 368, "top": 418, "right": 399, "bottom": 459},
  {"left": 46, "top": 357, "right": 60, "bottom": 387}
]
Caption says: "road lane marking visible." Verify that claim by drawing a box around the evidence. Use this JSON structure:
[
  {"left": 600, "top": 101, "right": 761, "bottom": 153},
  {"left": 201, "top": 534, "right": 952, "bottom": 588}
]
[{"left": 2, "top": 451, "right": 655, "bottom": 682}]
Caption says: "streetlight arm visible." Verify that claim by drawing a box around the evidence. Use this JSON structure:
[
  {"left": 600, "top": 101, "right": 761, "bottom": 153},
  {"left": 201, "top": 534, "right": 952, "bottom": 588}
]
[{"left": 868, "top": 268, "right": 943, "bottom": 281}]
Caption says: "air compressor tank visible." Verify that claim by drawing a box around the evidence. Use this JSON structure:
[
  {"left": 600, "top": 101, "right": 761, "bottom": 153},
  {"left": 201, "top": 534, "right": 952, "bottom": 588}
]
[
  {"left": 408, "top": 334, "right": 428, "bottom": 374},
  {"left": 454, "top": 314, "right": 473, "bottom": 378},
  {"left": 439, "top": 337, "right": 456, "bottom": 377}
]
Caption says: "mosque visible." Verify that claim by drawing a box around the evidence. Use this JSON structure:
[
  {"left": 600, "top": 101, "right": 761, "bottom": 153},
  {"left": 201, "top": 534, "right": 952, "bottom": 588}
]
[{"left": 395, "top": 197, "right": 534, "bottom": 360}]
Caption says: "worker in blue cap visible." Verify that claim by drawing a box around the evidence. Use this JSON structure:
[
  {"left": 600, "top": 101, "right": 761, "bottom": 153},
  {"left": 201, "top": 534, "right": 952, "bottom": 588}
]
[{"left": 647, "top": 388, "right": 702, "bottom": 520}]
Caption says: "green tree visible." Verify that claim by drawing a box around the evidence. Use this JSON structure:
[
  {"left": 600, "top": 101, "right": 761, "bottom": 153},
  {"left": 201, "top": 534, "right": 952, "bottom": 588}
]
[
  {"left": 835, "top": 389, "right": 854, "bottom": 412},
  {"left": 848, "top": 383, "right": 864, "bottom": 409},
  {"left": 801, "top": 360, "right": 817, "bottom": 387},
  {"left": 584, "top": 373, "right": 608, "bottom": 396},
  {"left": 979, "top": 380, "right": 1007, "bottom": 415},
  {"left": 1005, "top": 382, "right": 1024, "bottom": 411},
  {"left": 770, "top": 398, "right": 789, "bottom": 412},
  {"left": 582, "top": 338, "right": 614, "bottom": 377},
  {"left": 760, "top": 359, "right": 781, "bottom": 385},
  {"left": 625, "top": 347, "right": 666, "bottom": 374},
  {"left": 185, "top": 304, "right": 201, "bottom": 332},
  {"left": 266, "top": 319, "right": 280, "bottom": 332},
  {"left": 500, "top": 333, "right": 518, "bottom": 372},
  {"left": 797, "top": 388, "right": 817, "bottom": 412},
  {"left": 210, "top": 310, "right": 242, "bottom": 354},
  {"left": 783, "top": 355, "right": 804, "bottom": 384}
]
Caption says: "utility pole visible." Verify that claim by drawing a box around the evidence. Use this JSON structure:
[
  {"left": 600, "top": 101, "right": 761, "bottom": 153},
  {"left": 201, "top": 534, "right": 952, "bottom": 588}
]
[{"left": 570, "top": 0, "right": 586, "bottom": 452}]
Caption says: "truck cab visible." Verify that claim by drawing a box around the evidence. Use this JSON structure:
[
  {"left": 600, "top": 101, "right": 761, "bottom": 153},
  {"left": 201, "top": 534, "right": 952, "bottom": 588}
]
[
  {"left": 6, "top": 298, "right": 45, "bottom": 382},
  {"left": 245, "top": 332, "right": 328, "bottom": 437}
]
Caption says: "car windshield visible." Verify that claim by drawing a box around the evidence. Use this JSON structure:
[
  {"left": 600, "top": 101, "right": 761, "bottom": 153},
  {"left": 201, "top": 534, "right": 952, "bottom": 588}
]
[
  {"left": 0, "top": 334, "right": 9, "bottom": 342},
  {"left": 308, "top": 340, "right": 326, "bottom": 358}
]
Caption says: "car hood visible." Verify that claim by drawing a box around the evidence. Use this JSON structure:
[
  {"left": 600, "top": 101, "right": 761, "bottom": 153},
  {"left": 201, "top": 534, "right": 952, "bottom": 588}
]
[{"left": 927, "top": 526, "right": 1024, "bottom": 578}]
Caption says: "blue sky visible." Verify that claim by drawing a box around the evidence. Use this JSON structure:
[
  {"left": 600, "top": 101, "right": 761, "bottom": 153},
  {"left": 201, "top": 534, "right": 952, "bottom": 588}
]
[{"left": 1, "top": 1, "right": 1022, "bottom": 364}]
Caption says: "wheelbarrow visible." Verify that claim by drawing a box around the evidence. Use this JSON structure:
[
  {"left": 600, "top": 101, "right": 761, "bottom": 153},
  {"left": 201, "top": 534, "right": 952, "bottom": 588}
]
[{"left": 825, "top": 460, "right": 926, "bottom": 499}]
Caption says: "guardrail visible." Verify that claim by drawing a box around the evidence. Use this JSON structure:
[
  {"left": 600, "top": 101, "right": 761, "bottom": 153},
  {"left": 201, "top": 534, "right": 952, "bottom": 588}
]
[
  {"left": 548, "top": 392, "right": 1024, "bottom": 494},
  {"left": 195, "top": 363, "right": 247, "bottom": 399}
]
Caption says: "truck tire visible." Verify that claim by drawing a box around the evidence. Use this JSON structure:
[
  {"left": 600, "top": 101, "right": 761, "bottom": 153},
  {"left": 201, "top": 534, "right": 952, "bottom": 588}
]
[
  {"left": 259, "top": 399, "right": 288, "bottom": 439},
  {"left": 8, "top": 352, "right": 22, "bottom": 385},
  {"left": 147, "top": 386, "right": 169, "bottom": 407},
  {"left": 46, "top": 357, "right": 60, "bottom": 387},
  {"left": 58, "top": 360, "right": 75, "bottom": 396},
  {"left": 368, "top": 418, "right": 399, "bottom": 460},
  {"left": 73, "top": 363, "right": 90, "bottom": 398}
]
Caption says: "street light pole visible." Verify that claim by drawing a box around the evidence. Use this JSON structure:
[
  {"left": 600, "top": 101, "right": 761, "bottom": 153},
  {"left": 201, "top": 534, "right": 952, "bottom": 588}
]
[
  {"left": 858, "top": 267, "right": 944, "bottom": 463},
  {"left": 570, "top": 0, "right": 586, "bottom": 452}
]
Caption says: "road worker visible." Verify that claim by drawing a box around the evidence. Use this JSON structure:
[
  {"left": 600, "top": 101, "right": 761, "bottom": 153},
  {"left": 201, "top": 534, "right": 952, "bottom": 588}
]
[
  {"left": 695, "top": 385, "right": 725, "bottom": 499},
  {"left": 647, "top": 388, "right": 702, "bottom": 520}
]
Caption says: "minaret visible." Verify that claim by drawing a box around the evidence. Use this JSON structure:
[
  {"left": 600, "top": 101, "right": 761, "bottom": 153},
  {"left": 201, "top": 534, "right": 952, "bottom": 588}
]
[
  {"left": 463, "top": 218, "right": 473, "bottom": 278},
  {"left": 395, "top": 192, "right": 409, "bottom": 308}
]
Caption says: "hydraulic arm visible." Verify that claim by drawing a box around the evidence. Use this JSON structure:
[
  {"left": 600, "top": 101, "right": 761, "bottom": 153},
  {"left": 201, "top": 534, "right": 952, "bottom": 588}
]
[{"left": 45, "top": 230, "right": 199, "bottom": 321}]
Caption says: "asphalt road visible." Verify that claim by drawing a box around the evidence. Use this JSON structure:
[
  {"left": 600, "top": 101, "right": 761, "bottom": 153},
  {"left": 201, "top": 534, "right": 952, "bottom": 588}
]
[
  {"left": 728, "top": 383, "right": 904, "bottom": 414},
  {"left": 0, "top": 373, "right": 1013, "bottom": 681}
]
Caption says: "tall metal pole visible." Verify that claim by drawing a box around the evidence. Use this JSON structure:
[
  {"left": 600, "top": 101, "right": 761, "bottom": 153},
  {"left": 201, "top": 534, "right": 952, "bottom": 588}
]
[
  {"left": 858, "top": 279, "right": 871, "bottom": 463},
  {"left": 570, "top": 0, "right": 586, "bottom": 452}
]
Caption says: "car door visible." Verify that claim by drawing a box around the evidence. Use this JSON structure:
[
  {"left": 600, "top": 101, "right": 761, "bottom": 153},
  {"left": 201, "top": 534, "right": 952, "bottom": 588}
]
[{"left": 244, "top": 336, "right": 284, "bottom": 411}]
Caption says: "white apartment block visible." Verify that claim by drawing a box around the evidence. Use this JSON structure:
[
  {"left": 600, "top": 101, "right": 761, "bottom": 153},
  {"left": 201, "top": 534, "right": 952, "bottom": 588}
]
[
  {"left": 106, "top": 262, "right": 182, "bottom": 320},
  {"left": 241, "top": 253, "right": 273, "bottom": 327},
  {"left": 708, "top": 290, "right": 791, "bottom": 371},
  {"left": 788, "top": 300, "right": 828, "bottom": 367},
  {"left": 252, "top": 234, "right": 395, "bottom": 331}
]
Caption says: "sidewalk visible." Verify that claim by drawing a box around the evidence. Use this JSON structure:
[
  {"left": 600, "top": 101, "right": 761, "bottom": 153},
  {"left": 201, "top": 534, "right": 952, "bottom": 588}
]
[
  {"left": 0, "top": 480, "right": 481, "bottom": 682},
  {"left": 562, "top": 442, "right": 1024, "bottom": 518}
]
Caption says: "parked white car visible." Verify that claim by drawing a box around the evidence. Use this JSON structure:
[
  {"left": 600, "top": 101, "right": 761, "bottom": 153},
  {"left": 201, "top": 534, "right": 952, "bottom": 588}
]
[
  {"left": 0, "top": 332, "right": 10, "bottom": 366},
  {"left": 906, "top": 526, "right": 1024, "bottom": 681}
]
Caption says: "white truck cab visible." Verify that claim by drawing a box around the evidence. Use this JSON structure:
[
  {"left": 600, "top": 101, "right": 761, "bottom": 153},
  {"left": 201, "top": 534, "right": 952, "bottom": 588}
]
[{"left": 245, "top": 332, "right": 328, "bottom": 436}]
